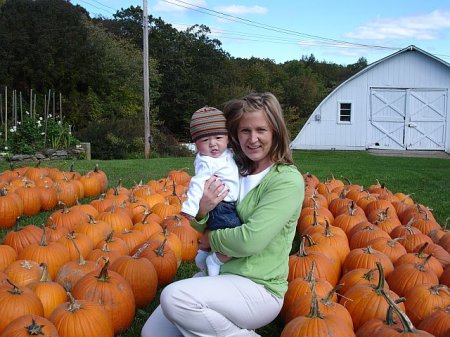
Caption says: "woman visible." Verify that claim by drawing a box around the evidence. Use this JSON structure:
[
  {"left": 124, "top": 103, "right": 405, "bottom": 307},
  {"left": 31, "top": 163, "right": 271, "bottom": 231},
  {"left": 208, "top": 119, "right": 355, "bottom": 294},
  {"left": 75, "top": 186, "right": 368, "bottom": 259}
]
[{"left": 141, "top": 92, "right": 304, "bottom": 337}]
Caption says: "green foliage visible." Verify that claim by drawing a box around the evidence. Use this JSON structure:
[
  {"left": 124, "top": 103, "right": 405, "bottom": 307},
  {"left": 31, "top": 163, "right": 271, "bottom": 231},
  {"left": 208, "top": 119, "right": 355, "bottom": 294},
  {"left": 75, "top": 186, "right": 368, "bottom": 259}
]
[{"left": 6, "top": 113, "right": 79, "bottom": 154}]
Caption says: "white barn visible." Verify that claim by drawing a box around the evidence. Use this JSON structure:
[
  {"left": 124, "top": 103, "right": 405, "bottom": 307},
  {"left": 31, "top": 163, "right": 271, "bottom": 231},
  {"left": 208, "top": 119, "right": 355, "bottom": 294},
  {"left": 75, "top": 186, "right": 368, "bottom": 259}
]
[{"left": 290, "top": 45, "right": 450, "bottom": 153}]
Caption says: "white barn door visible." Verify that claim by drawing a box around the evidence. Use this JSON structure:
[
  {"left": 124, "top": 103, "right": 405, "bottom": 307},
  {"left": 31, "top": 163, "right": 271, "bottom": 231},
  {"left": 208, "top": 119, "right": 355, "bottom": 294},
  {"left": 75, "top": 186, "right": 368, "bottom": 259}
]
[
  {"left": 369, "top": 88, "right": 447, "bottom": 150},
  {"left": 407, "top": 89, "right": 447, "bottom": 150}
]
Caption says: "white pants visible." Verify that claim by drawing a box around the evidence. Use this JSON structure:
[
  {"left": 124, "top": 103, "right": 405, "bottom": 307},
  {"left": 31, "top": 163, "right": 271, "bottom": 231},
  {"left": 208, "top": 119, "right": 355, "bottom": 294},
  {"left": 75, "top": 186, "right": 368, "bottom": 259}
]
[{"left": 141, "top": 274, "right": 283, "bottom": 337}]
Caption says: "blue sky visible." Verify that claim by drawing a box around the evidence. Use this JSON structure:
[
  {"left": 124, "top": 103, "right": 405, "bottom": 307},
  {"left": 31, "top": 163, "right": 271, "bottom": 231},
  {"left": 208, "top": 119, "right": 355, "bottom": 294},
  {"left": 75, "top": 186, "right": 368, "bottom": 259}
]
[{"left": 71, "top": 0, "right": 450, "bottom": 65}]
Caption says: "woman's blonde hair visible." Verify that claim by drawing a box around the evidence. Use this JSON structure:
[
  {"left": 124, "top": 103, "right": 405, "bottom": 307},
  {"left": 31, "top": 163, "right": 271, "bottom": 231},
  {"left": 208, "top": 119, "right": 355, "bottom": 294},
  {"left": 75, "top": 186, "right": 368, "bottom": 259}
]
[{"left": 223, "top": 92, "right": 294, "bottom": 175}]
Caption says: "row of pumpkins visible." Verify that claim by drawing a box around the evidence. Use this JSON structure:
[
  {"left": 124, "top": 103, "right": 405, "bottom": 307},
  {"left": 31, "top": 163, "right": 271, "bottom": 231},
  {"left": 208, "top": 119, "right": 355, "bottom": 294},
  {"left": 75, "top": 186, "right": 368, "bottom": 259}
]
[
  {"left": 0, "top": 164, "right": 449, "bottom": 336},
  {"left": 281, "top": 173, "right": 449, "bottom": 337},
  {"left": 0, "top": 165, "right": 198, "bottom": 337}
]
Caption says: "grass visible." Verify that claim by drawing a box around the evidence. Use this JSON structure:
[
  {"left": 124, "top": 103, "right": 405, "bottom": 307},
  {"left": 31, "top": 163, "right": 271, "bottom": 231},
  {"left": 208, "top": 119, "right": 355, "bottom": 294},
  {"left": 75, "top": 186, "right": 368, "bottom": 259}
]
[{"left": 1, "top": 150, "right": 449, "bottom": 336}]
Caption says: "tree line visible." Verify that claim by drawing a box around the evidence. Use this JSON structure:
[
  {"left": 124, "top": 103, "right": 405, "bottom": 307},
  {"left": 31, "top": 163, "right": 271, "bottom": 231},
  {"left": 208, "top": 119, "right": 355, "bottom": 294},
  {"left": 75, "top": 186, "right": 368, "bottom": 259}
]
[{"left": 0, "top": 0, "right": 367, "bottom": 159}]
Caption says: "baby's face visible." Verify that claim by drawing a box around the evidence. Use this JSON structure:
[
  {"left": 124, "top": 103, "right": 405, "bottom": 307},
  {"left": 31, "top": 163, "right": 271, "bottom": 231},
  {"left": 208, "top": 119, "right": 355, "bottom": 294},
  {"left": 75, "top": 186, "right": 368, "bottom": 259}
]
[{"left": 195, "top": 135, "right": 228, "bottom": 158}]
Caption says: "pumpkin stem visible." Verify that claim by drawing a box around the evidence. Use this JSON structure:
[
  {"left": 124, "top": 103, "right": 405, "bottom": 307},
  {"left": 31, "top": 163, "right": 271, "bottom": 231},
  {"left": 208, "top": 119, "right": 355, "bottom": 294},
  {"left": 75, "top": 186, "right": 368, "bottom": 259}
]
[
  {"left": 71, "top": 236, "right": 88, "bottom": 266},
  {"left": 374, "top": 261, "right": 386, "bottom": 294},
  {"left": 384, "top": 297, "right": 406, "bottom": 326},
  {"left": 132, "top": 243, "right": 150, "bottom": 259},
  {"left": 66, "top": 292, "right": 82, "bottom": 312},
  {"left": 6, "top": 278, "right": 23, "bottom": 294},
  {"left": 304, "top": 260, "right": 317, "bottom": 283},
  {"left": 154, "top": 239, "right": 168, "bottom": 257},
  {"left": 321, "top": 284, "right": 341, "bottom": 305},
  {"left": 296, "top": 236, "right": 309, "bottom": 257},
  {"left": 306, "top": 282, "right": 324, "bottom": 319},
  {"left": 96, "top": 257, "right": 111, "bottom": 282},
  {"left": 25, "top": 318, "right": 46, "bottom": 335},
  {"left": 39, "top": 263, "right": 52, "bottom": 282},
  {"left": 381, "top": 289, "right": 417, "bottom": 332},
  {"left": 39, "top": 224, "right": 49, "bottom": 246}
]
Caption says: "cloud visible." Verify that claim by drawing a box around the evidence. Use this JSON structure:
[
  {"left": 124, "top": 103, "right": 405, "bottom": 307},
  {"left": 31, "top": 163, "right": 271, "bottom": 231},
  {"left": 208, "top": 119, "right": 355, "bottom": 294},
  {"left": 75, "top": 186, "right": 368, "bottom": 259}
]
[
  {"left": 153, "top": 0, "right": 207, "bottom": 13},
  {"left": 346, "top": 9, "right": 450, "bottom": 40},
  {"left": 215, "top": 5, "right": 268, "bottom": 15}
]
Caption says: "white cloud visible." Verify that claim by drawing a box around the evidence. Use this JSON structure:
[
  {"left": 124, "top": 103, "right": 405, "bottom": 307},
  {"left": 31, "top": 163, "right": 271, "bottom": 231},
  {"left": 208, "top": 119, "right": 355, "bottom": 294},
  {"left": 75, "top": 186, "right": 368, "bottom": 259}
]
[
  {"left": 153, "top": 0, "right": 207, "bottom": 13},
  {"left": 215, "top": 5, "right": 268, "bottom": 16},
  {"left": 346, "top": 9, "right": 450, "bottom": 41}
]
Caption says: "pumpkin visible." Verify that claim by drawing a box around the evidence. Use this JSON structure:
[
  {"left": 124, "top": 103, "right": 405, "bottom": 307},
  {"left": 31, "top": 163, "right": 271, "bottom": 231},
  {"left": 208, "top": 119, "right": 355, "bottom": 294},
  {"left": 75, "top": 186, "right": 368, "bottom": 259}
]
[
  {"left": 403, "top": 284, "right": 450, "bottom": 327},
  {"left": 0, "top": 244, "right": 18, "bottom": 272},
  {"left": 417, "top": 306, "right": 450, "bottom": 337},
  {"left": 94, "top": 231, "right": 129, "bottom": 255},
  {"left": 37, "top": 185, "right": 58, "bottom": 211},
  {"left": 395, "top": 243, "right": 444, "bottom": 278},
  {"left": 349, "top": 224, "right": 392, "bottom": 250},
  {"left": 355, "top": 298, "right": 405, "bottom": 337},
  {"left": 71, "top": 259, "right": 135, "bottom": 335},
  {"left": 57, "top": 231, "right": 94, "bottom": 262},
  {"left": 0, "top": 314, "right": 59, "bottom": 337},
  {"left": 285, "top": 285, "right": 354, "bottom": 331},
  {"left": 281, "top": 261, "right": 334, "bottom": 321},
  {"left": 46, "top": 206, "right": 90, "bottom": 231},
  {"left": 281, "top": 285, "right": 355, "bottom": 337},
  {"left": 340, "top": 262, "right": 405, "bottom": 331},
  {"left": 49, "top": 293, "right": 114, "bottom": 337},
  {"left": 53, "top": 177, "right": 77, "bottom": 207},
  {"left": 342, "top": 245, "right": 394, "bottom": 277},
  {"left": 14, "top": 183, "right": 42, "bottom": 216},
  {"left": 138, "top": 239, "right": 178, "bottom": 287},
  {"left": 96, "top": 203, "right": 133, "bottom": 234},
  {"left": 18, "top": 227, "right": 71, "bottom": 279},
  {"left": 0, "top": 188, "right": 22, "bottom": 229},
  {"left": 55, "top": 239, "right": 100, "bottom": 292},
  {"left": 162, "top": 214, "right": 199, "bottom": 261},
  {"left": 387, "top": 255, "right": 440, "bottom": 297},
  {"left": 3, "top": 223, "right": 43, "bottom": 254},
  {"left": 27, "top": 263, "right": 68, "bottom": 318},
  {"left": 0, "top": 280, "right": 44, "bottom": 332},
  {"left": 379, "top": 288, "right": 435, "bottom": 337},
  {"left": 288, "top": 236, "right": 339, "bottom": 285},
  {"left": 337, "top": 267, "right": 388, "bottom": 297},
  {"left": 133, "top": 212, "right": 164, "bottom": 240},
  {"left": 79, "top": 172, "right": 102, "bottom": 198},
  {"left": 110, "top": 245, "right": 158, "bottom": 308},
  {"left": 367, "top": 237, "right": 407, "bottom": 264},
  {"left": 148, "top": 226, "right": 183, "bottom": 267},
  {"left": 73, "top": 215, "right": 112, "bottom": 246},
  {"left": 4, "top": 260, "right": 42, "bottom": 286}
]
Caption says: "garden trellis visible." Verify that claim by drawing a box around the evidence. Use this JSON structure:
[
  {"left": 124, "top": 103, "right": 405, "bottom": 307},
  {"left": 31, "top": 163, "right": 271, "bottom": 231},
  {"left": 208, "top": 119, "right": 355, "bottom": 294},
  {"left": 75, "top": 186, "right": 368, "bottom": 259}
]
[{"left": 0, "top": 85, "right": 72, "bottom": 153}]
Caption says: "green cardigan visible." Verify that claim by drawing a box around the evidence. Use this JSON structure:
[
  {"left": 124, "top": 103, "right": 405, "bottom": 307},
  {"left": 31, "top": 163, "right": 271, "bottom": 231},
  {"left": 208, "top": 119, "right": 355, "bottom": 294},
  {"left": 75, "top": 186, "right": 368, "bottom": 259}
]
[{"left": 191, "top": 164, "right": 304, "bottom": 298}]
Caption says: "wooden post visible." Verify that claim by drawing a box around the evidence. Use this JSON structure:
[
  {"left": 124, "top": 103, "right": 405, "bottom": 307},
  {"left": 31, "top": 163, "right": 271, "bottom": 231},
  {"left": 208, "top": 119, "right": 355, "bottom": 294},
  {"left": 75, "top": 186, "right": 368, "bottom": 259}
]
[
  {"left": 20, "top": 91, "right": 23, "bottom": 123},
  {"left": 143, "top": 0, "right": 151, "bottom": 159},
  {"left": 4, "top": 86, "right": 7, "bottom": 145},
  {"left": 59, "top": 92, "right": 62, "bottom": 122},
  {"left": 30, "top": 88, "right": 33, "bottom": 116}
]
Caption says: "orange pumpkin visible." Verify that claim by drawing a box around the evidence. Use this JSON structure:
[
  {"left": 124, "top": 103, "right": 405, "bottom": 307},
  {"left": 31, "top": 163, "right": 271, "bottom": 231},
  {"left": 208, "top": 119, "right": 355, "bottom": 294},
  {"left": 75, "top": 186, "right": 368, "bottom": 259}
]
[
  {"left": 0, "top": 314, "right": 59, "bottom": 337},
  {"left": 49, "top": 293, "right": 114, "bottom": 337},
  {"left": 72, "top": 259, "right": 135, "bottom": 335}
]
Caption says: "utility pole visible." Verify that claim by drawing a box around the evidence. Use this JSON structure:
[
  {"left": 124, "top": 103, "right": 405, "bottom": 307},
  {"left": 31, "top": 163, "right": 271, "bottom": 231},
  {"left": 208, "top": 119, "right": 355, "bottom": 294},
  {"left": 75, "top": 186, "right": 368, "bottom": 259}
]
[{"left": 143, "top": 0, "right": 151, "bottom": 159}]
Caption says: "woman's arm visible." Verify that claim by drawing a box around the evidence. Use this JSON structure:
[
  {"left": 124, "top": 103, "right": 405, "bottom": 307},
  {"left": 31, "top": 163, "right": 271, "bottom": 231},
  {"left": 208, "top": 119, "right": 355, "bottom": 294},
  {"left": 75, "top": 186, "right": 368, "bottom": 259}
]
[{"left": 209, "top": 168, "right": 304, "bottom": 257}]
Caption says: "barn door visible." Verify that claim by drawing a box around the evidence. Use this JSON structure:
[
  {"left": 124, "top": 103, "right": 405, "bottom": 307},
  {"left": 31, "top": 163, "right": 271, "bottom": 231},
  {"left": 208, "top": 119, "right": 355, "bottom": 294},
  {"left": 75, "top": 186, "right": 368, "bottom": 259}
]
[
  {"left": 369, "top": 88, "right": 407, "bottom": 149},
  {"left": 406, "top": 89, "right": 447, "bottom": 150},
  {"left": 369, "top": 88, "right": 447, "bottom": 150}
]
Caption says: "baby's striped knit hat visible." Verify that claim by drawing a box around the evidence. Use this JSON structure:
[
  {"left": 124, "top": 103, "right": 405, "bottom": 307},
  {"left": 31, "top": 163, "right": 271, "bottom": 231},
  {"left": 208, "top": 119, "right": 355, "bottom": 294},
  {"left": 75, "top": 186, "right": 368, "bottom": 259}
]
[{"left": 190, "top": 106, "right": 227, "bottom": 142}]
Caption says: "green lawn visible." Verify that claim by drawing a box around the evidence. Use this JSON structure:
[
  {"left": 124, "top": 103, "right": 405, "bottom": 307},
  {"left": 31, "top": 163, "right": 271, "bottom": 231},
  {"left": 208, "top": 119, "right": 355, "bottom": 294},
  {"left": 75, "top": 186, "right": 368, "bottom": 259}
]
[{"left": 1, "top": 150, "right": 449, "bottom": 336}]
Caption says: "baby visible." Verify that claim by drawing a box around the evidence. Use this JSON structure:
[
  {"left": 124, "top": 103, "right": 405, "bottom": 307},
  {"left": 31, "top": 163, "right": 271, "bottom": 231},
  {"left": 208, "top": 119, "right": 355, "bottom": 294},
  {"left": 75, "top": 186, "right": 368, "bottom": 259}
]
[{"left": 181, "top": 106, "right": 240, "bottom": 276}]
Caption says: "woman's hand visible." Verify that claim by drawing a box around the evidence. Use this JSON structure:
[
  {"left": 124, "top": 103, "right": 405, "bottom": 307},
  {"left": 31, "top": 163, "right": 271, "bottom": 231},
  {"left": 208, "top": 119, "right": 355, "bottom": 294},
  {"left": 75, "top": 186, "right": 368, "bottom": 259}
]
[{"left": 197, "top": 176, "right": 229, "bottom": 219}]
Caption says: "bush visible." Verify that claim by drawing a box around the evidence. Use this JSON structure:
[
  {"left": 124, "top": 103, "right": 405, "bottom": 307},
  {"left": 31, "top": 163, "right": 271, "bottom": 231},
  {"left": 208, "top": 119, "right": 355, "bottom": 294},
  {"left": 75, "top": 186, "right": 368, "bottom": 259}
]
[
  {"left": 5, "top": 112, "right": 79, "bottom": 154},
  {"left": 75, "top": 116, "right": 192, "bottom": 159}
]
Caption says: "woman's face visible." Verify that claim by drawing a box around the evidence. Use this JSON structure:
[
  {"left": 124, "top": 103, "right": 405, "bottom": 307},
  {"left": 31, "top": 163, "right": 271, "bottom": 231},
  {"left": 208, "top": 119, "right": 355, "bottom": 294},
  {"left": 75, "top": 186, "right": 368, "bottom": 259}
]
[{"left": 237, "top": 109, "right": 273, "bottom": 172}]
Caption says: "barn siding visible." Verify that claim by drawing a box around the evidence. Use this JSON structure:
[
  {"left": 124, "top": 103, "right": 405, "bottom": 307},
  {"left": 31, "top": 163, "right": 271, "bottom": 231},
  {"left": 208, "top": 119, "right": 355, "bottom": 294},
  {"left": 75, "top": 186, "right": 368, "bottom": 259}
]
[{"left": 290, "top": 46, "right": 450, "bottom": 153}]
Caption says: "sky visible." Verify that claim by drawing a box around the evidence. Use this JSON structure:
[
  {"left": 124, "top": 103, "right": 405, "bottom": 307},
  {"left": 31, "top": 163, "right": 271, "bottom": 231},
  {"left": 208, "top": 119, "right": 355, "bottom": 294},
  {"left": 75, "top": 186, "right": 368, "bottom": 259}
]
[{"left": 70, "top": 0, "right": 450, "bottom": 66}]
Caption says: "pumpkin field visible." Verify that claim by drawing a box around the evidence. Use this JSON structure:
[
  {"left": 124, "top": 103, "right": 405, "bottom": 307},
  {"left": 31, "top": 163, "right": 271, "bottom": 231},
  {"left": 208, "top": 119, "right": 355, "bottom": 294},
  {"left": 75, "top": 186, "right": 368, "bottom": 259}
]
[{"left": 0, "top": 150, "right": 449, "bottom": 337}]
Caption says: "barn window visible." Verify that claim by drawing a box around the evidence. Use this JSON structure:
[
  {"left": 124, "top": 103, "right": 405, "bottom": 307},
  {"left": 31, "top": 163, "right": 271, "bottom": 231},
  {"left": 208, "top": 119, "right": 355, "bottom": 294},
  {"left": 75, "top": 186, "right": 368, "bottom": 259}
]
[{"left": 339, "top": 102, "right": 352, "bottom": 123}]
